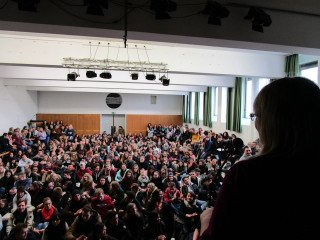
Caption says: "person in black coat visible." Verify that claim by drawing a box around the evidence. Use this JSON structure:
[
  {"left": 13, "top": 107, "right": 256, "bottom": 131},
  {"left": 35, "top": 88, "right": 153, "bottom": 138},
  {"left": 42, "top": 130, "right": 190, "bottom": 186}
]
[{"left": 8, "top": 223, "right": 37, "bottom": 240}]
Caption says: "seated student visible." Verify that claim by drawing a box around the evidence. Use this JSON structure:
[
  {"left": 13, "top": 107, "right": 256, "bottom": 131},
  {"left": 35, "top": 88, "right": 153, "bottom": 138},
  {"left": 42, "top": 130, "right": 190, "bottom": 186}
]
[
  {"left": 6, "top": 199, "right": 34, "bottom": 236},
  {"left": 33, "top": 197, "right": 58, "bottom": 235},
  {"left": 105, "top": 210, "right": 128, "bottom": 240},
  {"left": 123, "top": 203, "right": 144, "bottom": 240},
  {"left": 42, "top": 213, "right": 69, "bottom": 240},
  {"left": 0, "top": 169, "right": 15, "bottom": 198},
  {"left": 91, "top": 188, "right": 115, "bottom": 221},
  {"left": 65, "top": 205, "right": 102, "bottom": 240},
  {"left": 8, "top": 223, "right": 37, "bottom": 240},
  {"left": 87, "top": 222, "right": 118, "bottom": 240},
  {"left": 63, "top": 190, "right": 88, "bottom": 226},
  {"left": 12, "top": 186, "right": 32, "bottom": 211},
  {"left": 163, "top": 182, "right": 183, "bottom": 211},
  {"left": 179, "top": 191, "right": 201, "bottom": 240},
  {"left": 13, "top": 172, "right": 32, "bottom": 192},
  {"left": 0, "top": 214, "right": 2, "bottom": 237}
]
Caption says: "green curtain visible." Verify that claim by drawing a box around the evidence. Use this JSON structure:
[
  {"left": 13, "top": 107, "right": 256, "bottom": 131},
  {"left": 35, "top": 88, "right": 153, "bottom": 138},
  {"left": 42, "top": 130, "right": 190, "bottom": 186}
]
[
  {"left": 203, "top": 87, "right": 212, "bottom": 127},
  {"left": 226, "top": 77, "right": 242, "bottom": 133},
  {"left": 285, "top": 54, "right": 299, "bottom": 77},
  {"left": 232, "top": 77, "right": 242, "bottom": 132},
  {"left": 187, "top": 92, "right": 192, "bottom": 123},
  {"left": 182, "top": 95, "right": 186, "bottom": 123},
  {"left": 194, "top": 92, "right": 200, "bottom": 125},
  {"left": 226, "top": 87, "right": 233, "bottom": 130}
]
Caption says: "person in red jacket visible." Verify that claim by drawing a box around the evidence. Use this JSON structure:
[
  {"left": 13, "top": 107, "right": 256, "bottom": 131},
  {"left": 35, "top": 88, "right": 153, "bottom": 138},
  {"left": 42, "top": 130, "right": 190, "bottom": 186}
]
[
  {"left": 76, "top": 162, "right": 92, "bottom": 181},
  {"left": 163, "top": 182, "right": 183, "bottom": 214},
  {"left": 91, "top": 188, "right": 115, "bottom": 221}
]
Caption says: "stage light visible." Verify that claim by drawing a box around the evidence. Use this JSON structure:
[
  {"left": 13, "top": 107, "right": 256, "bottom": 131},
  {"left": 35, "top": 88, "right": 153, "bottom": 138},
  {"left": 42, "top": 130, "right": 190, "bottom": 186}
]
[
  {"left": 146, "top": 74, "right": 156, "bottom": 81},
  {"left": 67, "top": 72, "right": 79, "bottom": 81},
  {"left": 150, "top": 0, "right": 177, "bottom": 20},
  {"left": 201, "top": 0, "right": 229, "bottom": 26},
  {"left": 131, "top": 73, "right": 139, "bottom": 80},
  {"left": 159, "top": 75, "right": 170, "bottom": 86},
  {"left": 100, "top": 71, "right": 112, "bottom": 79},
  {"left": 16, "top": 0, "right": 39, "bottom": 12},
  {"left": 85, "top": 0, "right": 106, "bottom": 16},
  {"left": 86, "top": 70, "right": 97, "bottom": 78},
  {"left": 244, "top": 7, "right": 272, "bottom": 33}
]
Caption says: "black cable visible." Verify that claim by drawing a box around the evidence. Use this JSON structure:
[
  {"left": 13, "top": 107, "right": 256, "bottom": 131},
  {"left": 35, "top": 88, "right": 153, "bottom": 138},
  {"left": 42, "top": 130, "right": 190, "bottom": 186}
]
[
  {"left": 0, "top": 0, "right": 9, "bottom": 10},
  {"left": 171, "top": 11, "right": 201, "bottom": 19},
  {"left": 56, "top": 0, "right": 84, "bottom": 7},
  {"left": 49, "top": 0, "right": 123, "bottom": 24}
]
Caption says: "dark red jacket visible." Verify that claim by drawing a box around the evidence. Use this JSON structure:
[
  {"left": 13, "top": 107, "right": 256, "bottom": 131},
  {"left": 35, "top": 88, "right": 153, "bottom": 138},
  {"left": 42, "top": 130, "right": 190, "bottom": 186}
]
[{"left": 91, "top": 195, "right": 115, "bottom": 220}]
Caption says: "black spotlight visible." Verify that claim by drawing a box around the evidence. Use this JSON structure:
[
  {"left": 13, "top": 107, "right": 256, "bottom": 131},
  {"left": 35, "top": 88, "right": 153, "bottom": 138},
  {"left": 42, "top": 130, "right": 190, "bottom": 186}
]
[
  {"left": 162, "top": 78, "right": 170, "bottom": 86},
  {"left": 150, "top": 0, "right": 177, "bottom": 20},
  {"left": 244, "top": 7, "right": 272, "bottom": 33},
  {"left": 84, "top": 0, "right": 108, "bottom": 16},
  {"left": 100, "top": 71, "right": 112, "bottom": 79},
  {"left": 16, "top": 0, "right": 40, "bottom": 12},
  {"left": 146, "top": 74, "right": 156, "bottom": 81},
  {"left": 86, "top": 70, "right": 97, "bottom": 78},
  {"left": 201, "top": 0, "right": 229, "bottom": 26},
  {"left": 67, "top": 72, "right": 79, "bottom": 81},
  {"left": 159, "top": 75, "right": 170, "bottom": 86},
  {"left": 131, "top": 73, "right": 139, "bottom": 80}
]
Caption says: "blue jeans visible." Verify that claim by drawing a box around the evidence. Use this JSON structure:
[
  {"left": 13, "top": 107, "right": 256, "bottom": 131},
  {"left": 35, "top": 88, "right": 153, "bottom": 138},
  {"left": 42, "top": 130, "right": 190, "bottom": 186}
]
[
  {"left": 196, "top": 199, "right": 207, "bottom": 211},
  {"left": 35, "top": 222, "right": 49, "bottom": 230}
]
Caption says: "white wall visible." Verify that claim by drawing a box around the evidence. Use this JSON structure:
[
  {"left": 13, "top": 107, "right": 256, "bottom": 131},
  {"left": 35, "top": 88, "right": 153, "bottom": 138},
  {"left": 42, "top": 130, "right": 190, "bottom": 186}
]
[
  {"left": 38, "top": 92, "right": 182, "bottom": 115},
  {"left": 0, "top": 79, "right": 38, "bottom": 134}
]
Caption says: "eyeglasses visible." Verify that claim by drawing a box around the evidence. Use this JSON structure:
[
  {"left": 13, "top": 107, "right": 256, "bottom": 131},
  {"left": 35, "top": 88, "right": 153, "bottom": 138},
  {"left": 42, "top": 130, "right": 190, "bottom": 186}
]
[{"left": 249, "top": 113, "right": 257, "bottom": 121}]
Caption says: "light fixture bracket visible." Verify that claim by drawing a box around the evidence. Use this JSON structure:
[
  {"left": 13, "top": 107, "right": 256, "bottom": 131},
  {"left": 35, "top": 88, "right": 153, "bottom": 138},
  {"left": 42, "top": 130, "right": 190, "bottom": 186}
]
[{"left": 62, "top": 58, "right": 168, "bottom": 73}]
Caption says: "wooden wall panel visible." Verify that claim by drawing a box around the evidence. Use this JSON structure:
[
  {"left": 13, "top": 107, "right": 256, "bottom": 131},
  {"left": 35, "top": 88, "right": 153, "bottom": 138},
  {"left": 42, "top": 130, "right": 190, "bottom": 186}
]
[
  {"left": 126, "top": 115, "right": 182, "bottom": 136},
  {"left": 36, "top": 114, "right": 100, "bottom": 136}
]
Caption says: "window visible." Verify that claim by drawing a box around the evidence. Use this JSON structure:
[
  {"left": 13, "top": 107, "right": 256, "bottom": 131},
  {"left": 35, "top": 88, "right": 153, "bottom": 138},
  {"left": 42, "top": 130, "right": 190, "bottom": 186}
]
[
  {"left": 300, "top": 62, "right": 318, "bottom": 85},
  {"left": 191, "top": 92, "right": 195, "bottom": 120},
  {"left": 221, "top": 87, "right": 227, "bottom": 122},
  {"left": 258, "top": 78, "right": 270, "bottom": 92},
  {"left": 211, "top": 87, "right": 218, "bottom": 122},
  {"left": 244, "top": 79, "right": 253, "bottom": 119},
  {"left": 199, "top": 92, "right": 204, "bottom": 121}
]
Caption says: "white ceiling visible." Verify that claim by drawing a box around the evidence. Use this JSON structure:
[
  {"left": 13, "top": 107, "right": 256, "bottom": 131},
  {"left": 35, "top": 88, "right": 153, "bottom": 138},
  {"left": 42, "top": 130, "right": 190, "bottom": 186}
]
[{"left": 0, "top": 29, "right": 286, "bottom": 95}]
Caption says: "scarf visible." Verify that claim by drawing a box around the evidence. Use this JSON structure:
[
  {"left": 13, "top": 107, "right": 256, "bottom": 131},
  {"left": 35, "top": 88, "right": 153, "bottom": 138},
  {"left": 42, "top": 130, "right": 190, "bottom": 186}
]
[{"left": 41, "top": 207, "right": 55, "bottom": 221}]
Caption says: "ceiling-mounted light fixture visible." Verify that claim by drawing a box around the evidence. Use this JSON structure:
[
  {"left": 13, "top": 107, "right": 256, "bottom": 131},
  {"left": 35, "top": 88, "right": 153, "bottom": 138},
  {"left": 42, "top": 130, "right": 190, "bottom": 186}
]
[
  {"left": 100, "top": 71, "right": 112, "bottom": 79},
  {"left": 201, "top": 0, "right": 230, "bottom": 25},
  {"left": 16, "top": 0, "right": 39, "bottom": 12},
  {"left": 159, "top": 75, "right": 170, "bottom": 86},
  {"left": 150, "top": 0, "right": 177, "bottom": 20},
  {"left": 146, "top": 73, "right": 156, "bottom": 81},
  {"left": 244, "top": 7, "right": 272, "bottom": 32},
  {"left": 86, "top": 70, "right": 97, "bottom": 78},
  {"left": 85, "top": 0, "right": 108, "bottom": 16},
  {"left": 67, "top": 72, "right": 79, "bottom": 81},
  {"left": 63, "top": 43, "right": 169, "bottom": 87},
  {"left": 131, "top": 73, "right": 139, "bottom": 80}
]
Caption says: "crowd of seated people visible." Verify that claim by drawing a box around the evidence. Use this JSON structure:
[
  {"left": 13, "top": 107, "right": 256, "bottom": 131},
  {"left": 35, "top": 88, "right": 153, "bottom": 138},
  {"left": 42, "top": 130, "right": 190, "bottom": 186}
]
[{"left": 0, "top": 121, "right": 259, "bottom": 240}]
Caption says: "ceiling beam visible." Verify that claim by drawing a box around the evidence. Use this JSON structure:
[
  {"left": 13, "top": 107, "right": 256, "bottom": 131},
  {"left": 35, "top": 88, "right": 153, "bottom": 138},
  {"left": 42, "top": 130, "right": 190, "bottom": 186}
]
[
  {"left": 26, "top": 87, "right": 188, "bottom": 95},
  {"left": 3, "top": 79, "right": 207, "bottom": 92}
]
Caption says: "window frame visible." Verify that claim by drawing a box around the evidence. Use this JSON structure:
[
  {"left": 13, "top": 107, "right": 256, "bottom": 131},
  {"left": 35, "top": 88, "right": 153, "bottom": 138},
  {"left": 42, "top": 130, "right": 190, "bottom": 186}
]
[{"left": 300, "top": 61, "right": 318, "bottom": 85}]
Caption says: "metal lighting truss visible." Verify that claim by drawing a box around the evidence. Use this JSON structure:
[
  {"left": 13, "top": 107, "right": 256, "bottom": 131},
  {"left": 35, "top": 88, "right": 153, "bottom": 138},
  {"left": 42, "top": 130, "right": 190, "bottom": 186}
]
[{"left": 62, "top": 57, "right": 169, "bottom": 73}]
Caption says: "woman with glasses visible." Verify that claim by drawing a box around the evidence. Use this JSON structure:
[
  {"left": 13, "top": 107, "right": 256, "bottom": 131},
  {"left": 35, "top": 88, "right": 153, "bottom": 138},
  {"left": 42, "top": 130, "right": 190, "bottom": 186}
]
[{"left": 199, "top": 77, "right": 320, "bottom": 240}]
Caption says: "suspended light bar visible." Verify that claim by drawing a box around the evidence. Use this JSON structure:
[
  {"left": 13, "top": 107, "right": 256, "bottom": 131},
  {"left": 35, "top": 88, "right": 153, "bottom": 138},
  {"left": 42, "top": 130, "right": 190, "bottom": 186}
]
[{"left": 62, "top": 58, "right": 168, "bottom": 73}]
